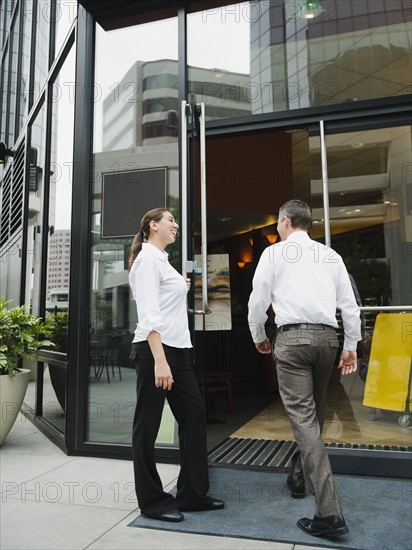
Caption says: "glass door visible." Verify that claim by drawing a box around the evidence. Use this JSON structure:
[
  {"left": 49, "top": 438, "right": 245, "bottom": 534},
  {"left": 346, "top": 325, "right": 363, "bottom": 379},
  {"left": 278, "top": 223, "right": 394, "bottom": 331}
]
[
  {"left": 181, "top": 105, "right": 412, "bottom": 459},
  {"left": 181, "top": 100, "right": 316, "bottom": 448}
]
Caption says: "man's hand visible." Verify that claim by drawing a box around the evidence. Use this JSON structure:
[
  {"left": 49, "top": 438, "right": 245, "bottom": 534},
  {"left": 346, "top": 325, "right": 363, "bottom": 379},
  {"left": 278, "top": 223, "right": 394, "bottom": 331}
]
[
  {"left": 338, "top": 349, "right": 357, "bottom": 376},
  {"left": 154, "top": 361, "right": 174, "bottom": 390},
  {"left": 255, "top": 338, "right": 271, "bottom": 354}
]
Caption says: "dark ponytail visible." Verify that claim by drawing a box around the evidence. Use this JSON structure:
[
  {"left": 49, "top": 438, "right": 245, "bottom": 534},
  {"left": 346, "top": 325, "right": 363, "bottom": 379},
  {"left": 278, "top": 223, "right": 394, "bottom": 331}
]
[{"left": 128, "top": 207, "right": 167, "bottom": 270}]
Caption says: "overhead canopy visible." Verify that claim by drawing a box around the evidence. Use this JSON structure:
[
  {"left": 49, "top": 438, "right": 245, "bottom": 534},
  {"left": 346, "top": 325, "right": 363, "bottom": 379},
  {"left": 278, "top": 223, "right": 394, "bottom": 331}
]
[
  {"left": 77, "top": 0, "right": 238, "bottom": 30},
  {"left": 77, "top": 0, "right": 177, "bottom": 30}
]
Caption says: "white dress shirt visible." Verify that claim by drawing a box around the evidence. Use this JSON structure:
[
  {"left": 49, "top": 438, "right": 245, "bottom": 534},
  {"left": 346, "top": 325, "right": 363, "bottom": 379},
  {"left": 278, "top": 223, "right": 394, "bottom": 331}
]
[
  {"left": 129, "top": 243, "right": 192, "bottom": 348},
  {"left": 248, "top": 231, "right": 361, "bottom": 351}
]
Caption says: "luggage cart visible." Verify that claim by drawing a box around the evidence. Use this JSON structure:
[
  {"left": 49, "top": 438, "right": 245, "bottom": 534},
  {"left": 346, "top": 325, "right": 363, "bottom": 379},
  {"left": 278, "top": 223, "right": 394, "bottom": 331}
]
[{"left": 363, "top": 312, "right": 412, "bottom": 427}]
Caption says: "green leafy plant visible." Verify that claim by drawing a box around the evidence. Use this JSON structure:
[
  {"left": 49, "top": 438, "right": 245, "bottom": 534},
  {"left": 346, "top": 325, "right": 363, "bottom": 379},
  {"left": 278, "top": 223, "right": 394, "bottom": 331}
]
[
  {"left": 46, "top": 310, "right": 69, "bottom": 353},
  {"left": 0, "top": 297, "right": 55, "bottom": 376}
]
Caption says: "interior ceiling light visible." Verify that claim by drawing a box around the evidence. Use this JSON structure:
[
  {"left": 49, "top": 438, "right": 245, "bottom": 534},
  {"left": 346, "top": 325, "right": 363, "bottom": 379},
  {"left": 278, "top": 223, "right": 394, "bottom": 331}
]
[
  {"left": 266, "top": 234, "right": 278, "bottom": 245},
  {"left": 351, "top": 142, "right": 365, "bottom": 149},
  {"left": 301, "top": 0, "right": 324, "bottom": 19}
]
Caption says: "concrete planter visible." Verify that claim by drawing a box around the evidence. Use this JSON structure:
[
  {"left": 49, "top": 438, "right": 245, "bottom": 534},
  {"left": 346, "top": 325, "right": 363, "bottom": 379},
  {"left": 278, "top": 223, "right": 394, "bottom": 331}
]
[{"left": 0, "top": 369, "right": 31, "bottom": 446}]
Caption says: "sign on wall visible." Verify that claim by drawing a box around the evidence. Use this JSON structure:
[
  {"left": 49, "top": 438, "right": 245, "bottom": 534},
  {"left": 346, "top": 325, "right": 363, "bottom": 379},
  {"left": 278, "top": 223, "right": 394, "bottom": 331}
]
[{"left": 101, "top": 168, "right": 167, "bottom": 239}]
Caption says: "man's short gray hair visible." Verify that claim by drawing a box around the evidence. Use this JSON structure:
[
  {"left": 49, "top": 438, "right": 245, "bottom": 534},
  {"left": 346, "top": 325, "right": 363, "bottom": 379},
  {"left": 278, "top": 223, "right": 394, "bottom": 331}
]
[{"left": 278, "top": 200, "right": 312, "bottom": 231}]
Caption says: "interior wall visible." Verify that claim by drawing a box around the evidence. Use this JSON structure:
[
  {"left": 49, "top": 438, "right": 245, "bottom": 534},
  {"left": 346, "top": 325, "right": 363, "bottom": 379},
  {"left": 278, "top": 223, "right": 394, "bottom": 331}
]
[{"left": 205, "top": 130, "right": 292, "bottom": 215}]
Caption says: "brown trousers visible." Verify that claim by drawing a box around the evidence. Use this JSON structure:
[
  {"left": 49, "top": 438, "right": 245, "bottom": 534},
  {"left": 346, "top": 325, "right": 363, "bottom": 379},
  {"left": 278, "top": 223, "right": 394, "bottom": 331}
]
[{"left": 273, "top": 328, "right": 342, "bottom": 517}]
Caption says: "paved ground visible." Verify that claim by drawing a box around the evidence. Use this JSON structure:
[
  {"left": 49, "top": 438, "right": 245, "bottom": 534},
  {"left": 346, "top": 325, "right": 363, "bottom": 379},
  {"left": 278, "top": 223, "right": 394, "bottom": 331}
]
[{"left": 1, "top": 415, "right": 341, "bottom": 550}]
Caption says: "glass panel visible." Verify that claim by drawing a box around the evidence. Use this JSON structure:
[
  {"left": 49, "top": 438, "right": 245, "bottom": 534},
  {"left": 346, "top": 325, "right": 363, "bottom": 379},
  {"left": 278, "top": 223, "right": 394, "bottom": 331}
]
[
  {"left": 1, "top": 47, "right": 9, "bottom": 138},
  {"left": 41, "top": 46, "right": 76, "bottom": 432},
  {"left": 23, "top": 102, "right": 47, "bottom": 412},
  {"left": 324, "top": 125, "right": 411, "bottom": 448},
  {"left": 2, "top": 0, "right": 13, "bottom": 45},
  {"left": 54, "top": 0, "right": 76, "bottom": 56},
  {"left": 187, "top": 1, "right": 412, "bottom": 121},
  {"left": 18, "top": 0, "right": 32, "bottom": 134},
  {"left": 7, "top": 7, "right": 18, "bottom": 145},
  {"left": 0, "top": 2, "right": 4, "bottom": 47},
  {"left": 88, "top": 16, "right": 179, "bottom": 445},
  {"left": 192, "top": 128, "right": 315, "bottom": 447},
  {"left": 33, "top": 0, "right": 50, "bottom": 103},
  {"left": 201, "top": 123, "right": 412, "bottom": 454}
]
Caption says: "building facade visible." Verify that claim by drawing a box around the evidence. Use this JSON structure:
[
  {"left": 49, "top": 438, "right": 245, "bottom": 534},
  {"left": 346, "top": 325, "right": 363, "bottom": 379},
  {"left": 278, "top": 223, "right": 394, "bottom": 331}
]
[{"left": 0, "top": 0, "right": 411, "bottom": 477}]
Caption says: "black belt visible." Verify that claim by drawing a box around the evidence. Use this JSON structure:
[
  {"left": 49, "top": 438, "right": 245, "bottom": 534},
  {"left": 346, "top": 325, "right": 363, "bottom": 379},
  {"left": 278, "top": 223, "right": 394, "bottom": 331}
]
[{"left": 277, "top": 323, "right": 335, "bottom": 332}]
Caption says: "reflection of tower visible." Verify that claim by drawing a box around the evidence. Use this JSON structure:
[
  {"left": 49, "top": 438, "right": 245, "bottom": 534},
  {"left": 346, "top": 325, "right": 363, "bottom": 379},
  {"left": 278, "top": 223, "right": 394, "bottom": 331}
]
[
  {"left": 249, "top": 2, "right": 411, "bottom": 112},
  {"left": 46, "top": 229, "right": 71, "bottom": 294},
  {"left": 102, "top": 59, "right": 251, "bottom": 149}
]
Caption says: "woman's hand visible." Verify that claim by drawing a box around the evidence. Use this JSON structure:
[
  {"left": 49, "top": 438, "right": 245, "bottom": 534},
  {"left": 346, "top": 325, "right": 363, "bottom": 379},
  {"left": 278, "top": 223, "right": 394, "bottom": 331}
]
[{"left": 154, "top": 360, "right": 174, "bottom": 390}]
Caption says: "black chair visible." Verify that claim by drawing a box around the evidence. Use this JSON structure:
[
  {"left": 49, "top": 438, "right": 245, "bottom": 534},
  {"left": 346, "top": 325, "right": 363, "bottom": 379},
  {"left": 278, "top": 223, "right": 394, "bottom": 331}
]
[{"left": 90, "top": 334, "right": 122, "bottom": 383}]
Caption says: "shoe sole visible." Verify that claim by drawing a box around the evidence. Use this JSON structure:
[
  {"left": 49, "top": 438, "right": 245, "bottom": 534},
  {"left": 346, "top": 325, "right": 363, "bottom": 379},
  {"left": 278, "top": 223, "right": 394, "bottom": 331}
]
[
  {"left": 287, "top": 480, "right": 305, "bottom": 499},
  {"left": 177, "top": 505, "right": 225, "bottom": 512},
  {"left": 142, "top": 513, "right": 184, "bottom": 523},
  {"left": 297, "top": 522, "right": 349, "bottom": 537},
  {"left": 291, "top": 491, "right": 305, "bottom": 499}
]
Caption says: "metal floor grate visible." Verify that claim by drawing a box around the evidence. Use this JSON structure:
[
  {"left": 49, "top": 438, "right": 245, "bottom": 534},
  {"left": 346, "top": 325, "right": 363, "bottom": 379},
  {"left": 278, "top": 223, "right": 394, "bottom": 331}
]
[{"left": 208, "top": 437, "right": 412, "bottom": 470}]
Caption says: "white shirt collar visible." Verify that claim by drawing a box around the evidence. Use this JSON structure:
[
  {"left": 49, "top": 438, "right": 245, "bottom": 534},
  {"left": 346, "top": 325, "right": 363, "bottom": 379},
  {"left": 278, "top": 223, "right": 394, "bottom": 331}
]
[
  {"left": 285, "top": 230, "right": 309, "bottom": 242},
  {"left": 142, "top": 242, "right": 168, "bottom": 260}
]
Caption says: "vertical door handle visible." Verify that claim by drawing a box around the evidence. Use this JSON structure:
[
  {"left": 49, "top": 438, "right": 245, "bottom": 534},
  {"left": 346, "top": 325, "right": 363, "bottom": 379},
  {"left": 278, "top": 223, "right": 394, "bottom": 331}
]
[
  {"left": 320, "top": 120, "right": 331, "bottom": 248},
  {"left": 198, "top": 102, "right": 209, "bottom": 314},
  {"left": 181, "top": 100, "right": 188, "bottom": 274}
]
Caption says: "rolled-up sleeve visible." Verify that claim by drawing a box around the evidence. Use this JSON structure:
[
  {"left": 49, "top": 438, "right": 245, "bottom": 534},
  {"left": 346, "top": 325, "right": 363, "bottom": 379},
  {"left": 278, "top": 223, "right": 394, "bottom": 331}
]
[
  {"left": 133, "top": 257, "right": 165, "bottom": 339},
  {"left": 248, "top": 248, "right": 273, "bottom": 343},
  {"left": 336, "top": 261, "right": 361, "bottom": 351}
]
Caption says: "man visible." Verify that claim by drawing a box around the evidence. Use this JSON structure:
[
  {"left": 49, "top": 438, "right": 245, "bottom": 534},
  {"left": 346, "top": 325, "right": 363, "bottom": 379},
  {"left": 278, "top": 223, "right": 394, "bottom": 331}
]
[{"left": 248, "top": 200, "right": 360, "bottom": 538}]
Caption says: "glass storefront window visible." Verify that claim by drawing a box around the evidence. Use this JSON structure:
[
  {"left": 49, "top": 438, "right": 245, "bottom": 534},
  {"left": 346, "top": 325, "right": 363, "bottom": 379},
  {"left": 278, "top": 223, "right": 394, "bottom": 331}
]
[
  {"left": 187, "top": 1, "right": 412, "bottom": 121},
  {"left": 54, "top": 0, "right": 76, "bottom": 56},
  {"left": 33, "top": 0, "right": 50, "bottom": 104},
  {"left": 184, "top": 113, "right": 411, "bottom": 458},
  {"left": 324, "top": 125, "right": 412, "bottom": 448},
  {"left": 1, "top": 47, "right": 9, "bottom": 138},
  {"left": 24, "top": 102, "right": 47, "bottom": 412},
  {"left": 232, "top": 123, "right": 411, "bottom": 451},
  {"left": 325, "top": 125, "right": 412, "bottom": 308},
  {"left": 7, "top": 7, "right": 19, "bottom": 145},
  {"left": 89, "top": 16, "right": 179, "bottom": 445},
  {"left": 41, "top": 46, "right": 76, "bottom": 432},
  {"left": 18, "top": 0, "right": 32, "bottom": 134}
]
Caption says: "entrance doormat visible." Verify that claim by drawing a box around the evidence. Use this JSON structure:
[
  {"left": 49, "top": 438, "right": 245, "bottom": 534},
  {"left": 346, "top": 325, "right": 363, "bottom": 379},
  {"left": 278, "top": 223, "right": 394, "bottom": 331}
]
[{"left": 128, "top": 467, "right": 412, "bottom": 549}]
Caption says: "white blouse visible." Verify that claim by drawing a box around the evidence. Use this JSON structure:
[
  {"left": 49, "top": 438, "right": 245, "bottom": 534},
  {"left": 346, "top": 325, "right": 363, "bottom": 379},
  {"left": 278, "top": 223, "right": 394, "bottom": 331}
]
[{"left": 129, "top": 243, "right": 192, "bottom": 348}]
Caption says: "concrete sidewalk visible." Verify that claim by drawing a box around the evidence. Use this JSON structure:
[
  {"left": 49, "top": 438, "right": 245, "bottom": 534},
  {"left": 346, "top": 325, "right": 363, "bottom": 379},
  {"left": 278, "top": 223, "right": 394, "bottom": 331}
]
[{"left": 1, "top": 416, "right": 337, "bottom": 550}]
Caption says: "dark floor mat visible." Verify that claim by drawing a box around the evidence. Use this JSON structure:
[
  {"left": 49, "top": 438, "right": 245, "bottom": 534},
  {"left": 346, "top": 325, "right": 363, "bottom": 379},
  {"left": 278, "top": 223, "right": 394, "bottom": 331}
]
[{"left": 129, "top": 466, "right": 412, "bottom": 549}]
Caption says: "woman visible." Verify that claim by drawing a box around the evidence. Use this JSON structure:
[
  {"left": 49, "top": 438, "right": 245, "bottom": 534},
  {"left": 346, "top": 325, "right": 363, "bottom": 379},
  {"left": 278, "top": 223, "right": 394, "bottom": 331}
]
[{"left": 128, "top": 207, "right": 224, "bottom": 522}]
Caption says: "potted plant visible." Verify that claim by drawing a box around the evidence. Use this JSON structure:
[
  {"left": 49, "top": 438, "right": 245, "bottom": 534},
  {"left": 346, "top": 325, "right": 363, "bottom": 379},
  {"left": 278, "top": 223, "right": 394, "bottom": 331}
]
[
  {"left": 0, "top": 297, "right": 54, "bottom": 445},
  {"left": 41, "top": 310, "right": 69, "bottom": 411}
]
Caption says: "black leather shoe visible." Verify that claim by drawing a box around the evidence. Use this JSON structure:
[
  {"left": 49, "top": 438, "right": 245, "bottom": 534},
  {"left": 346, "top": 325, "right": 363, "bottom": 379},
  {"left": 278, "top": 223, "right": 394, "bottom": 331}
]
[
  {"left": 177, "top": 496, "right": 225, "bottom": 512},
  {"left": 143, "top": 509, "right": 184, "bottom": 522},
  {"left": 287, "top": 472, "right": 305, "bottom": 499},
  {"left": 297, "top": 513, "right": 349, "bottom": 537}
]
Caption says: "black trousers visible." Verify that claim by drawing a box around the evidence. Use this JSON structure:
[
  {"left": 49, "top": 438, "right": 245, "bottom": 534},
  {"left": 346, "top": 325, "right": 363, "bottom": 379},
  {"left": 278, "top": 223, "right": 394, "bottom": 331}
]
[{"left": 130, "top": 341, "right": 209, "bottom": 517}]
